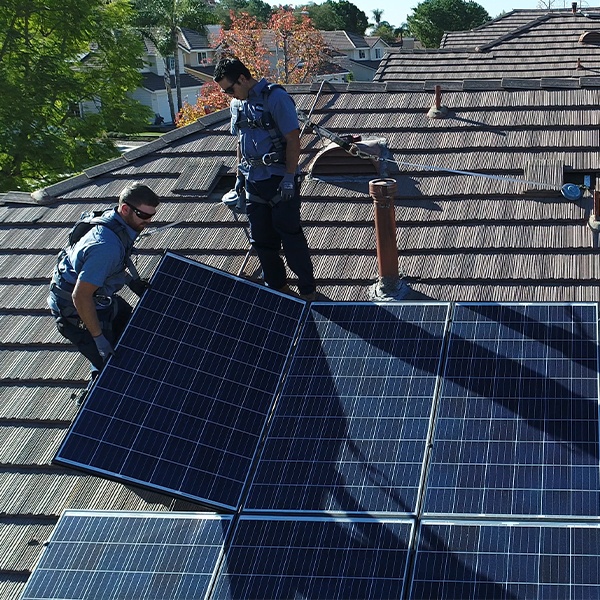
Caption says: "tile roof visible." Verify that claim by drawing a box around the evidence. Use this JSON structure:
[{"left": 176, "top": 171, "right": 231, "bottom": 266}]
[
  {"left": 376, "top": 10, "right": 600, "bottom": 83},
  {"left": 439, "top": 7, "right": 583, "bottom": 48},
  {"left": 140, "top": 71, "right": 204, "bottom": 92},
  {"left": 3, "top": 20, "right": 600, "bottom": 591},
  {"left": 320, "top": 30, "right": 372, "bottom": 50}
]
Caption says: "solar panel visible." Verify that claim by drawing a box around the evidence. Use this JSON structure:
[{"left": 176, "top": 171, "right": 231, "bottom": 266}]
[
  {"left": 246, "top": 302, "right": 450, "bottom": 514},
  {"left": 210, "top": 515, "right": 414, "bottom": 599},
  {"left": 425, "top": 303, "right": 600, "bottom": 517},
  {"left": 411, "top": 520, "right": 600, "bottom": 599},
  {"left": 54, "top": 253, "right": 306, "bottom": 511},
  {"left": 20, "top": 511, "right": 231, "bottom": 600}
]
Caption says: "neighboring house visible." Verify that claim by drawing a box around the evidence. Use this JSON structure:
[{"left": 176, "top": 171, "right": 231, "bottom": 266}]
[
  {"left": 375, "top": 7, "right": 600, "bottom": 83},
  {"left": 4, "top": 8, "right": 600, "bottom": 597},
  {"left": 131, "top": 36, "right": 206, "bottom": 124},
  {"left": 179, "top": 25, "right": 221, "bottom": 83},
  {"left": 321, "top": 30, "right": 390, "bottom": 80}
]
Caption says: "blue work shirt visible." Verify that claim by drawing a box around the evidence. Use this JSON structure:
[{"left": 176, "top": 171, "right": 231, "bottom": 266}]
[
  {"left": 48, "top": 208, "right": 137, "bottom": 313},
  {"left": 230, "top": 78, "right": 299, "bottom": 182}
]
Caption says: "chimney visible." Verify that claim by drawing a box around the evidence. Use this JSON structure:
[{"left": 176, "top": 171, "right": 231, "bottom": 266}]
[
  {"left": 572, "top": 2, "right": 578, "bottom": 13},
  {"left": 368, "top": 179, "right": 410, "bottom": 300},
  {"left": 427, "top": 85, "right": 448, "bottom": 119}
]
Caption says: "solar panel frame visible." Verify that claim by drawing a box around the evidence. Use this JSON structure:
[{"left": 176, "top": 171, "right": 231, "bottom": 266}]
[
  {"left": 20, "top": 510, "right": 232, "bottom": 600},
  {"left": 245, "top": 302, "right": 451, "bottom": 515},
  {"left": 54, "top": 253, "right": 307, "bottom": 511},
  {"left": 424, "top": 302, "right": 600, "bottom": 518},
  {"left": 411, "top": 519, "right": 600, "bottom": 600},
  {"left": 209, "top": 515, "right": 415, "bottom": 600}
]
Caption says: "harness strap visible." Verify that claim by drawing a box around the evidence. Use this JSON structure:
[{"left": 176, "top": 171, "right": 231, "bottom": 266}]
[{"left": 234, "top": 83, "right": 288, "bottom": 166}]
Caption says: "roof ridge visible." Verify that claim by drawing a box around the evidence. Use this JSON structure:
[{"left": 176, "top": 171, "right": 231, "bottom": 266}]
[{"left": 476, "top": 13, "right": 553, "bottom": 52}]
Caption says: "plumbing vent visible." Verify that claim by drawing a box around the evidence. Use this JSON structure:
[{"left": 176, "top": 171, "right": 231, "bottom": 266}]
[{"left": 427, "top": 85, "right": 448, "bottom": 119}]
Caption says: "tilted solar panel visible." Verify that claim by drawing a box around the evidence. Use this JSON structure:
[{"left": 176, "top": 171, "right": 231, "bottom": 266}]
[
  {"left": 20, "top": 511, "right": 231, "bottom": 600},
  {"left": 54, "top": 253, "right": 306, "bottom": 511},
  {"left": 411, "top": 520, "right": 600, "bottom": 599},
  {"left": 425, "top": 303, "right": 600, "bottom": 517},
  {"left": 210, "top": 515, "right": 414, "bottom": 599},
  {"left": 246, "top": 302, "right": 450, "bottom": 514}
]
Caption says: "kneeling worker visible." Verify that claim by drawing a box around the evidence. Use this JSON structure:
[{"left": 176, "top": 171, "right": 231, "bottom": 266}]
[{"left": 48, "top": 183, "right": 160, "bottom": 381}]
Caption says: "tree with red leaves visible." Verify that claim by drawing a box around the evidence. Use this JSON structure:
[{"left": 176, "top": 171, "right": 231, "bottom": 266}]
[{"left": 176, "top": 8, "right": 325, "bottom": 127}]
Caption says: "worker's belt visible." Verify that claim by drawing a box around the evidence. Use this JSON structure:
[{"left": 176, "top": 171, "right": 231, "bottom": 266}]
[
  {"left": 247, "top": 192, "right": 285, "bottom": 207},
  {"left": 242, "top": 153, "right": 284, "bottom": 167}
]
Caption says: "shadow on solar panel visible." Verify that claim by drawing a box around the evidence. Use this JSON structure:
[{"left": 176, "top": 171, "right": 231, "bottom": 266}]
[
  {"left": 246, "top": 302, "right": 450, "bottom": 514},
  {"left": 53, "top": 253, "right": 306, "bottom": 512},
  {"left": 425, "top": 303, "right": 600, "bottom": 518}
]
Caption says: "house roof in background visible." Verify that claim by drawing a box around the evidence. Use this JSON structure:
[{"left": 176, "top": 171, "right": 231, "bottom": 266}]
[
  {"left": 376, "top": 10, "right": 600, "bottom": 83},
  {"left": 141, "top": 71, "right": 204, "bottom": 92},
  {"left": 3, "top": 8, "right": 600, "bottom": 591},
  {"left": 178, "top": 26, "right": 212, "bottom": 51},
  {"left": 320, "top": 30, "right": 374, "bottom": 50},
  {"left": 439, "top": 7, "right": 589, "bottom": 48}
]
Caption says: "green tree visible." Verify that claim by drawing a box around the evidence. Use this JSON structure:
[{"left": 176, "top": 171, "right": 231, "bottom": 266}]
[
  {"left": 212, "top": 0, "right": 274, "bottom": 26},
  {"left": 370, "top": 8, "right": 383, "bottom": 30},
  {"left": 371, "top": 22, "right": 397, "bottom": 44},
  {"left": 133, "top": 0, "right": 211, "bottom": 122},
  {"left": 0, "top": 0, "right": 151, "bottom": 192},
  {"left": 407, "top": 0, "right": 490, "bottom": 47},
  {"left": 306, "top": 0, "right": 369, "bottom": 34}
]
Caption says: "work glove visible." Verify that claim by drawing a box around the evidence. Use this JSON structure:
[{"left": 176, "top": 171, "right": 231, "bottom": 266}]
[
  {"left": 129, "top": 277, "right": 151, "bottom": 298},
  {"left": 279, "top": 173, "right": 296, "bottom": 201},
  {"left": 93, "top": 334, "right": 114, "bottom": 361},
  {"left": 235, "top": 172, "right": 245, "bottom": 196}
]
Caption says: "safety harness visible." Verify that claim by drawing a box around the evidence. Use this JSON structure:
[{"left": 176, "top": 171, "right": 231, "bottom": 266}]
[
  {"left": 232, "top": 83, "right": 289, "bottom": 168},
  {"left": 50, "top": 209, "right": 139, "bottom": 327}
]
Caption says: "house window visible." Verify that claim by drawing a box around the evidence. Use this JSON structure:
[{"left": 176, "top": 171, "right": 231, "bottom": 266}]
[
  {"left": 359, "top": 50, "right": 366, "bottom": 59},
  {"left": 375, "top": 48, "right": 382, "bottom": 59},
  {"left": 167, "top": 56, "right": 175, "bottom": 71}
]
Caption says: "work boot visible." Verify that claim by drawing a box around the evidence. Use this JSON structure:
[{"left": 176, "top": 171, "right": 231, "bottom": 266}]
[
  {"left": 299, "top": 291, "right": 317, "bottom": 303},
  {"left": 277, "top": 284, "right": 297, "bottom": 296}
]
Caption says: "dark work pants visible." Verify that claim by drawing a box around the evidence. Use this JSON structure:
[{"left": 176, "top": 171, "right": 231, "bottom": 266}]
[
  {"left": 54, "top": 295, "right": 132, "bottom": 374},
  {"left": 245, "top": 176, "right": 315, "bottom": 295}
]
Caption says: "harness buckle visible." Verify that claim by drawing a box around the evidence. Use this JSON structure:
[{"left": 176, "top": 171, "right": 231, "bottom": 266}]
[{"left": 261, "top": 152, "right": 277, "bottom": 166}]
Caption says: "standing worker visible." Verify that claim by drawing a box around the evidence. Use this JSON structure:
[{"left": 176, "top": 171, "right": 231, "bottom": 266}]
[
  {"left": 48, "top": 183, "right": 159, "bottom": 383},
  {"left": 213, "top": 57, "right": 316, "bottom": 301}
]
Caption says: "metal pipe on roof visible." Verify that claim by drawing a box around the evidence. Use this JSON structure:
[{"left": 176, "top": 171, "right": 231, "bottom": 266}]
[
  {"left": 370, "top": 178, "right": 398, "bottom": 280},
  {"left": 368, "top": 179, "right": 410, "bottom": 301}
]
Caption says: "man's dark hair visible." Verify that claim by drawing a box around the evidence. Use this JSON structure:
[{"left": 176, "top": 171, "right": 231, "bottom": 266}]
[
  {"left": 213, "top": 57, "right": 252, "bottom": 83},
  {"left": 119, "top": 183, "right": 160, "bottom": 208}
]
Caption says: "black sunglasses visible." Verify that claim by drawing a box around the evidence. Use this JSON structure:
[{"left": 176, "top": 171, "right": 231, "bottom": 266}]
[
  {"left": 124, "top": 201, "right": 155, "bottom": 220},
  {"left": 222, "top": 80, "right": 239, "bottom": 95}
]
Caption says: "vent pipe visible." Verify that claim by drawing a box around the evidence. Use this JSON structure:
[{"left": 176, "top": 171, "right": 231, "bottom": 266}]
[
  {"left": 427, "top": 85, "right": 448, "bottom": 119},
  {"left": 368, "top": 179, "right": 410, "bottom": 300},
  {"left": 572, "top": 1, "right": 578, "bottom": 13}
]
